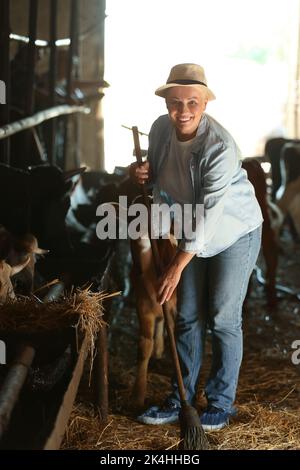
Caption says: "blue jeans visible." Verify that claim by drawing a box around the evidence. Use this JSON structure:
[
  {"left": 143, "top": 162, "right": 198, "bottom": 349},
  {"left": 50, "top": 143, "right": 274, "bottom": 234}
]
[{"left": 170, "top": 226, "right": 262, "bottom": 411}]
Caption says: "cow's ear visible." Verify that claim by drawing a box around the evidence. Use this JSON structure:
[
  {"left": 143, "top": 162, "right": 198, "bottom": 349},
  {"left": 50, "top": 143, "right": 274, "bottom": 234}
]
[
  {"left": 33, "top": 247, "right": 49, "bottom": 255},
  {"left": 10, "top": 256, "right": 30, "bottom": 276},
  {"left": 63, "top": 167, "right": 86, "bottom": 181}
]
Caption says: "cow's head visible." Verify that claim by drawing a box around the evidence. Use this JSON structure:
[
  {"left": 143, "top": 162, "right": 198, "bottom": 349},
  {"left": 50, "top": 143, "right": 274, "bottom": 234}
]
[
  {"left": 0, "top": 258, "right": 30, "bottom": 304},
  {"left": 13, "top": 233, "right": 49, "bottom": 257}
]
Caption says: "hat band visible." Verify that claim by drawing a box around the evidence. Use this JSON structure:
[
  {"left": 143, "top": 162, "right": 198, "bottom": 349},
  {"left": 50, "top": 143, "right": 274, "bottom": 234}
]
[{"left": 167, "top": 79, "right": 207, "bottom": 87}]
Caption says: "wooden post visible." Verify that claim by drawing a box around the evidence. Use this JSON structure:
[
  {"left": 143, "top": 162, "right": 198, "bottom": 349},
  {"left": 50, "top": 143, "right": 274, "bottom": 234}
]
[
  {"left": 294, "top": 0, "right": 300, "bottom": 138},
  {"left": 48, "top": 0, "right": 58, "bottom": 164},
  {"left": 73, "top": 0, "right": 80, "bottom": 168},
  {"left": 62, "top": 0, "right": 79, "bottom": 170},
  {"left": 93, "top": 325, "right": 109, "bottom": 423},
  {"left": 0, "top": 0, "right": 10, "bottom": 164},
  {"left": 92, "top": 256, "right": 114, "bottom": 423},
  {"left": 26, "top": 0, "right": 38, "bottom": 117},
  {"left": 25, "top": 0, "right": 38, "bottom": 162},
  {"left": 79, "top": 0, "right": 107, "bottom": 170}
]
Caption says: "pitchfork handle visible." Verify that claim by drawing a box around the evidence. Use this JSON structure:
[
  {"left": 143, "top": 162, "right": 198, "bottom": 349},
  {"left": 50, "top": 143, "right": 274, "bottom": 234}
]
[{"left": 132, "top": 126, "right": 187, "bottom": 404}]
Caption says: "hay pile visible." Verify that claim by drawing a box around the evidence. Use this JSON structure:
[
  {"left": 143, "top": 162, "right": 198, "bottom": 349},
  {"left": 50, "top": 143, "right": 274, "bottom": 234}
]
[
  {"left": 62, "top": 350, "right": 300, "bottom": 450},
  {"left": 0, "top": 288, "right": 118, "bottom": 356},
  {"left": 61, "top": 231, "right": 300, "bottom": 450},
  {"left": 64, "top": 403, "right": 181, "bottom": 450}
]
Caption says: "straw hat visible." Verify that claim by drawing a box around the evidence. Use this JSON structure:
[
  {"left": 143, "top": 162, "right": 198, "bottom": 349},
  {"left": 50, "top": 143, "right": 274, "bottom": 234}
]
[{"left": 155, "top": 63, "right": 215, "bottom": 100}]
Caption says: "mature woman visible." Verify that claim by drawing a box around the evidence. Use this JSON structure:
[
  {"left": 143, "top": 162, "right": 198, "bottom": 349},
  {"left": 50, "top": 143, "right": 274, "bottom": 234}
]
[{"left": 130, "top": 63, "right": 263, "bottom": 430}]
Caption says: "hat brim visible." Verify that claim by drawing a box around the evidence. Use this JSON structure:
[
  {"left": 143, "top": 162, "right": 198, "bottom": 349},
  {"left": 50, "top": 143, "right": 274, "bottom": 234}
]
[{"left": 155, "top": 83, "right": 216, "bottom": 101}]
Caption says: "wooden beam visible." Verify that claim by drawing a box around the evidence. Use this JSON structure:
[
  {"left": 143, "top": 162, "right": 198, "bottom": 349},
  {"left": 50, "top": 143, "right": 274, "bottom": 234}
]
[
  {"left": 43, "top": 335, "right": 89, "bottom": 450},
  {"left": 0, "top": 345, "right": 35, "bottom": 440},
  {"left": 0, "top": 104, "right": 90, "bottom": 141}
]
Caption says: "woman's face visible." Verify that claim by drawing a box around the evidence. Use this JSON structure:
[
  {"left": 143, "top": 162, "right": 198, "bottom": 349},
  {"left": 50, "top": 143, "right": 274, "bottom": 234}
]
[{"left": 166, "top": 86, "right": 207, "bottom": 141}]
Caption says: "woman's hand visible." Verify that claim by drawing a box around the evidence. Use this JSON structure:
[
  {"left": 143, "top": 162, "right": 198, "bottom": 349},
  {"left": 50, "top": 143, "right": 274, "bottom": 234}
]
[
  {"left": 157, "top": 262, "right": 182, "bottom": 305},
  {"left": 129, "top": 161, "right": 150, "bottom": 185},
  {"left": 157, "top": 250, "right": 196, "bottom": 305}
]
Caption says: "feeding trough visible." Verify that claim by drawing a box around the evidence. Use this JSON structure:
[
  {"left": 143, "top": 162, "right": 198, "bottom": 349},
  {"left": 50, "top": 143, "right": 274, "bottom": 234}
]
[{"left": 0, "top": 286, "right": 116, "bottom": 449}]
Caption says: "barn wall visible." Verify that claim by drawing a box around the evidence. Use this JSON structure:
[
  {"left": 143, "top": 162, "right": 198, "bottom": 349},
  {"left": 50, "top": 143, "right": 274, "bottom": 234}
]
[
  {"left": 79, "top": 0, "right": 106, "bottom": 171},
  {"left": 9, "top": 0, "right": 106, "bottom": 170},
  {"left": 10, "top": 0, "right": 70, "bottom": 38}
]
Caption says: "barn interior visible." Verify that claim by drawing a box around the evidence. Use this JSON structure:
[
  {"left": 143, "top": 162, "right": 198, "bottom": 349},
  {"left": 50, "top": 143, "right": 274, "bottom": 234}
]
[{"left": 0, "top": 0, "right": 300, "bottom": 452}]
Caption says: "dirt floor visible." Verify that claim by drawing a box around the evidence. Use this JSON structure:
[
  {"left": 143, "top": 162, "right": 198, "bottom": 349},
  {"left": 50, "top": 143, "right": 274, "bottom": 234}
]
[{"left": 62, "top": 230, "right": 300, "bottom": 450}]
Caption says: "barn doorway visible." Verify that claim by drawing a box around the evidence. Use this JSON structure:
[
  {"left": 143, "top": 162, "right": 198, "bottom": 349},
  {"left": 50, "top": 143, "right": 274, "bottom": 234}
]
[{"left": 103, "top": 0, "right": 300, "bottom": 172}]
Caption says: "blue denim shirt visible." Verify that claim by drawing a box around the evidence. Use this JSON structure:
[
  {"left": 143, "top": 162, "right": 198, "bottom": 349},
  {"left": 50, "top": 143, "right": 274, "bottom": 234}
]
[{"left": 148, "top": 113, "right": 263, "bottom": 257}]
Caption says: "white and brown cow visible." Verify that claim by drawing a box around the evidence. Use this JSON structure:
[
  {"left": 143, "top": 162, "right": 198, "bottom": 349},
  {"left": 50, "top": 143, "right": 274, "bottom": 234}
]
[
  {"left": 242, "top": 159, "right": 300, "bottom": 309},
  {"left": 242, "top": 159, "right": 279, "bottom": 308},
  {"left": 277, "top": 176, "right": 300, "bottom": 236}
]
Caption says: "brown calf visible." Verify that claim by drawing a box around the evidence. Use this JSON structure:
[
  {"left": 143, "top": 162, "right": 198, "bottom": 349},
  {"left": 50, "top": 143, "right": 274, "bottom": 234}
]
[
  {"left": 242, "top": 159, "right": 278, "bottom": 308},
  {"left": 130, "top": 233, "right": 177, "bottom": 408}
]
